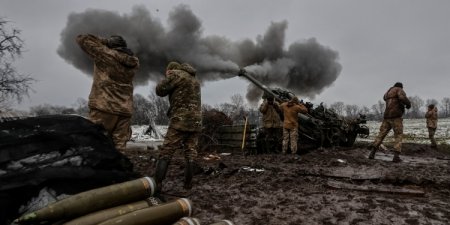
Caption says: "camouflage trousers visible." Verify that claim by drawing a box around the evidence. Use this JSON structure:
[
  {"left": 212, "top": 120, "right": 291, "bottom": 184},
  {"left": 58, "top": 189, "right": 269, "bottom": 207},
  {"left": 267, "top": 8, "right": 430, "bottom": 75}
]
[
  {"left": 159, "top": 126, "right": 199, "bottom": 161},
  {"left": 89, "top": 109, "right": 131, "bottom": 153},
  {"left": 282, "top": 127, "right": 298, "bottom": 154},
  {"left": 372, "top": 118, "right": 403, "bottom": 152},
  {"left": 264, "top": 127, "right": 281, "bottom": 153},
  {"left": 428, "top": 127, "right": 437, "bottom": 147}
]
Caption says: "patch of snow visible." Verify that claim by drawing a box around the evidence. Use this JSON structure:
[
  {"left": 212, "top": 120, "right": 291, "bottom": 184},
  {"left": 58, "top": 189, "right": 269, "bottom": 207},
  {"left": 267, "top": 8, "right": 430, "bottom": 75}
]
[{"left": 131, "top": 125, "right": 167, "bottom": 142}]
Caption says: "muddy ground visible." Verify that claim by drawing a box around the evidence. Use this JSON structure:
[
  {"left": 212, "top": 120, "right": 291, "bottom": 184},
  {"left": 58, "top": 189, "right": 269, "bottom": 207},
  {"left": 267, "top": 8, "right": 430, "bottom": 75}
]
[{"left": 125, "top": 142, "right": 450, "bottom": 225}]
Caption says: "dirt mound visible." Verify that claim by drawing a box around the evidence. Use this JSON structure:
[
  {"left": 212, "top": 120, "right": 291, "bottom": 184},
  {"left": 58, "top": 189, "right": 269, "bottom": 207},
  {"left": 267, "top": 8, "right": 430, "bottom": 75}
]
[{"left": 126, "top": 143, "right": 450, "bottom": 225}]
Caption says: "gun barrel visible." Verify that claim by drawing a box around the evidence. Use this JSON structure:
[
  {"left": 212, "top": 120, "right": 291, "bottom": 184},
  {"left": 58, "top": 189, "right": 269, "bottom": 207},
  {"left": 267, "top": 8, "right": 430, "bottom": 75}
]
[{"left": 238, "top": 69, "right": 281, "bottom": 101}]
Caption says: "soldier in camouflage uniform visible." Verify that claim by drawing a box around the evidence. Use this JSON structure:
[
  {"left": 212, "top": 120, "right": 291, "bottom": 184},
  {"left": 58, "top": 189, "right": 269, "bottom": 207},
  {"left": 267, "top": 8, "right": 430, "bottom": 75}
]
[
  {"left": 368, "top": 82, "right": 411, "bottom": 162},
  {"left": 259, "top": 96, "right": 282, "bottom": 153},
  {"left": 425, "top": 104, "right": 438, "bottom": 148},
  {"left": 280, "top": 96, "right": 308, "bottom": 155},
  {"left": 153, "top": 62, "right": 201, "bottom": 194},
  {"left": 77, "top": 34, "right": 139, "bottom": 153}
]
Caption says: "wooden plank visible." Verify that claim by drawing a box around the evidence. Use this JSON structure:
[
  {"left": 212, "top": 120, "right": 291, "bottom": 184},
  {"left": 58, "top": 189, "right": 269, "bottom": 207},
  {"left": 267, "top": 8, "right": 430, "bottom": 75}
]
[
  {"left": 326, "top": 180, "right": 425, "bottom": 196},
  {"left": 297, "top": 168, "right": 385, "bottom": 181}
]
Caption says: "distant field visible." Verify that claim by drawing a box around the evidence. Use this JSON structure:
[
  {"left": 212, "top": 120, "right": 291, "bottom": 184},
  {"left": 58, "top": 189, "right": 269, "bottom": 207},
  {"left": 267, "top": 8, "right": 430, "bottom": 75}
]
[
  {"left": 359, "top": 118, "right": 450, "bottom": 144},
  {"left": 131, "top": 118, "right": 450, "bottom": 146}
]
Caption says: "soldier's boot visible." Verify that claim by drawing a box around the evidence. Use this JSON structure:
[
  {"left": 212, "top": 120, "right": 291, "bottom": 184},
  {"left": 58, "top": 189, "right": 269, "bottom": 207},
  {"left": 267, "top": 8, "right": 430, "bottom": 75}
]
[
  {"left": 392, "top": 152, "right": 402, "bottom": 163},
  {"left": 368, "top": 145, "right": 377, "bottom": 159},
  {"left": 184, "top": 159, "right": 194, "bottom": 190},
  {"left": 154, "top": 158, "right": 169, "bottom": 200}
]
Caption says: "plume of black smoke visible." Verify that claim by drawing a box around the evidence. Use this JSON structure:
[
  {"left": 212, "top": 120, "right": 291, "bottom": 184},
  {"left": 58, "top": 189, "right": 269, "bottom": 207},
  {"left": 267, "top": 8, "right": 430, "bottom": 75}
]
[{"left": 57, "top": 4, "right": 341, "bottom": 103}]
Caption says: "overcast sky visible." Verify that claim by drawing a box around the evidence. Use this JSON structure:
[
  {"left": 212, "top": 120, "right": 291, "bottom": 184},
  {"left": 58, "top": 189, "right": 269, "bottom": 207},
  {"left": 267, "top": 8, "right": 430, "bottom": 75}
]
[{"left": 2, "top": 0, "right": 450, "bottom": 110}]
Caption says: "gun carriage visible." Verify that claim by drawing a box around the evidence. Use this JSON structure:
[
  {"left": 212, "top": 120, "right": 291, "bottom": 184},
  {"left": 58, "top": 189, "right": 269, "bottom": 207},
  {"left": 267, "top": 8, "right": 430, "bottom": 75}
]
[{"left": 238, "top": 69, "right": 369, "bottom": 152}]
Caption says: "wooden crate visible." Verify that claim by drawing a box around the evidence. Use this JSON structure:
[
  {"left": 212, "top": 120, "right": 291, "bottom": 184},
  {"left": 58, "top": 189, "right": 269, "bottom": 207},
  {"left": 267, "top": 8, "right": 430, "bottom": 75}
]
[{"left": 216, "top": 124, "right": 257, "bottom": 154}]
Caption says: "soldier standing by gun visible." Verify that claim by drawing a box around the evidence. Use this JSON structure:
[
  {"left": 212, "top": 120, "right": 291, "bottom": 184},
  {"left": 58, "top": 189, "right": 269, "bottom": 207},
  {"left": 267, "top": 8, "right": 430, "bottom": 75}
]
[
  {"left": 259, "top": 95, "right": 282, "bottom": 153},
  {"left": 153, "top": 62, "right": 202, "bottom": 197},
  {"left": 425, "top": 104, "right": 438, "bottom": 149},
  {"left": 368, "top": 82, "right": 411, "bottom": 162},
  {"left": 280, "top": 96, "right": 308, "bottom": 156},
  {"left": 76, "top": 34, "right": 139, "bottom": 153}
]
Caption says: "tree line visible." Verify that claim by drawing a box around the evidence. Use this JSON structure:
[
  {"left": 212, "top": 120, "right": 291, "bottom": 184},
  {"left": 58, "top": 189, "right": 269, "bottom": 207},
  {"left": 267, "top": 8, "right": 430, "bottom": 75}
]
[
  {"left": 14, "top": 93, "right": 448, "bottom": 126},
  {"left": 329, "top": 96, "right": 450, "bottom": 120}
]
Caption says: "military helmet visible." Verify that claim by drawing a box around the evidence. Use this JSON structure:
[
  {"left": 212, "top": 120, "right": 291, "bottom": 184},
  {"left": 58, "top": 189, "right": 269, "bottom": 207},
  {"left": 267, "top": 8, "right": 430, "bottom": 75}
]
[
  {"left": 394, "top": 82, "right": 403, "bottom": 88},
  {"left": 166, "top": 61, "right": 182, "bottom": 70},
  {"left": 107, "top": 35, "right": 127, "bottom": 48}
]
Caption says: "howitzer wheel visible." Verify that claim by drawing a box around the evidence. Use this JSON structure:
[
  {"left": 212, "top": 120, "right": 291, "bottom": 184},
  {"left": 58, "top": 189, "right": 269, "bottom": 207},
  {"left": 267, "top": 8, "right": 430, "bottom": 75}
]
[
  {"left": 325, "top": 127, "right": 343, "bottom": 147},
  {"left": 358, "top": 125, "right": 370, "bottom": 138}
]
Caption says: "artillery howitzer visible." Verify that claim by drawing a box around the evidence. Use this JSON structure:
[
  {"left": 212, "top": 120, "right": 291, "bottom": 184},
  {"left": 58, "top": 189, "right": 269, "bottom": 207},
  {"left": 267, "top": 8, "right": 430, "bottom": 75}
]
[{"left": 238, "top": 69, "right": 369, "bottom": 151}]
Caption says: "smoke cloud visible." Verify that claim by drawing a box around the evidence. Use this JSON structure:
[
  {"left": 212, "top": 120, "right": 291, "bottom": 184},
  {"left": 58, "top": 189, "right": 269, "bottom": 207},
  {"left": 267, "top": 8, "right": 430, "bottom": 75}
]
[{"left": 57, "top": 4, "right": 341, "bottom": 103}]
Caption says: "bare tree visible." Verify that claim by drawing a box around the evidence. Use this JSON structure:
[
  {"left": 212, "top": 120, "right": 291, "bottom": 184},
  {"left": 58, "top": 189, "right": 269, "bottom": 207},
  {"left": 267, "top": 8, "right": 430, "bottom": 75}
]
[
  {"left": 440, "top": 97, "right": 450, "bottom": 118},
  {"left": 329, "top": 101, "right": 345, "bottom": 116},
  {"left": 29, "top": 104, "right": 74, "bottom": 116},
  {"left": 408, "top": 95, "right": 424, "bottom": 118},
  {"left": 426, "top": 99, "right": 438, "bottom": 107},
  {"left": 358, "top": 106, "right": 370, "bottom": 115},
  {"left": 216, "top": 102, "right": 235, "bottom": 119},
  {"left": 132, "top": 94, "right": 152, "bottom": 125},
  {"left": 344, "top": 104, "right": 360, "bottom": 118},
  {"left": 201, "top": 103, "right": 213, "bottom": 111},
  {"left": 0, "top": 18, "right": 34, "bottom": 108},
  {"left": 228, "top": 94, "right": 247, "bottom": 121},
  {"left": 148, "top": 92, "right": 170, "bottom": 125},
  {"left": 72, "top": 97, "right": 89, "bottom": 116}
]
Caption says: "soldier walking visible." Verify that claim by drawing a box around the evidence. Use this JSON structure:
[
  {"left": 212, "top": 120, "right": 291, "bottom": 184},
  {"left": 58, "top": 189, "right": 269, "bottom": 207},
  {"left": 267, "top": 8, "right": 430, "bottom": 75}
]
[
  {"left": 425, "top": 104, "right": 438, "bottom": 149},
  {"left": 280, "top": 96, "right": 308, "bottom": 155},
  {"left": 77, "top": 34, "right": 139, "bottom": 153},
  {"left": 153, "top": 62, "right": 202, "bottom": 196},
  {"left": 368, "top": 82, "right": 411, "bottom": 162},
  {"left": 259, "top": 95, "right": 282, "bottom": 153}
]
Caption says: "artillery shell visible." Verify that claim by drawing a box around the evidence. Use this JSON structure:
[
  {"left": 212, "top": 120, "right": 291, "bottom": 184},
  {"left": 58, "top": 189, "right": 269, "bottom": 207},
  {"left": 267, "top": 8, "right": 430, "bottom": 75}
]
[
  {"left": 173, "top": 217, "right": 201, "bottom": 225},
  {"left": 98, "top": 198, "right": 193, "bottom": 225},
  {"left": 209, "top": 220, "right": 235, "bottom": 225},
  {"left": 14, "top": 177, "right": 156, "bottom": 224},
  {"left": 63, "top": 197, "right": 159, "bottom": 225}
]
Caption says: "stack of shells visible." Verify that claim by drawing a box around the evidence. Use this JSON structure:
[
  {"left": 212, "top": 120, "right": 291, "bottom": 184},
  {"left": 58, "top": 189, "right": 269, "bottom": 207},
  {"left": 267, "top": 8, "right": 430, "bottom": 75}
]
[{"left": 13, "top": 177, "right": 234, "bottom": 225}]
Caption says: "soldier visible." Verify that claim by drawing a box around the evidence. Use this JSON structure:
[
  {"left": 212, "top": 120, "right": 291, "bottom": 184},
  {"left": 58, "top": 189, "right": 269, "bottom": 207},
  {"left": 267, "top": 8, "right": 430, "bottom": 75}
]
[
  {"left": 280, "top": 96, "right": 308, "bottom": 155},
  {"left": 259, "top": 95, "right": 282, "bottom": 153},
  {"left": 77, "top": 34, "right": 139, "bottom": 153},
  {"left": 368, "top": 82, "right": 411, "bottom": 162},
  {"left": 425, "top": 104, "right": 438, "bottom": 149},
  {"left": 153, "top": 62, "right": 202, "bottom": 195}
]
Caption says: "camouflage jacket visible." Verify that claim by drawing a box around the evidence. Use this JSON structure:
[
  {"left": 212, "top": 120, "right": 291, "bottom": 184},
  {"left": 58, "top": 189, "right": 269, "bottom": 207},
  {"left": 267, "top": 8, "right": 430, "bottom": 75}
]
[
  {"left": 77, "top": 34, "right": 139, "bottom": 117},
  {"left": 425, "top": 108, "right": 438, "bottom": 128},
  {"left": 259, "top": 101, "right": 282, "bottom": 128},
  {"left": 383, "top": 86, "right": 411, "bottom": 119},
  {"left": 280, "top": 102, "right": 308, "bottom": 129},
  {"left": 156, "top": 64, "right": 202, "bottom": 132}
]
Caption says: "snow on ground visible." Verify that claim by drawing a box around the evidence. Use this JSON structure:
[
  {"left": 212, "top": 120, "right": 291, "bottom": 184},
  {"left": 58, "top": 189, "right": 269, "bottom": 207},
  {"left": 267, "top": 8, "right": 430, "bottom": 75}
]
[
  {"left": 130, "top": 125, "right": 168, "bottom": 142},
  {"left": 360, "top": 118, "right": 450, "bottom": 144},
  {"left": 131, "top": 118, "right": 450, "bottom": 144}
]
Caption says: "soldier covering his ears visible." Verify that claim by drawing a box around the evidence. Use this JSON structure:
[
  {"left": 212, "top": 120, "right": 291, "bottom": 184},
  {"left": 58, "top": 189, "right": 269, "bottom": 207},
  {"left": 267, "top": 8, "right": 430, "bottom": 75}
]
[{"left": 153, "top": 61, "right": 202, "bottom": 197}]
